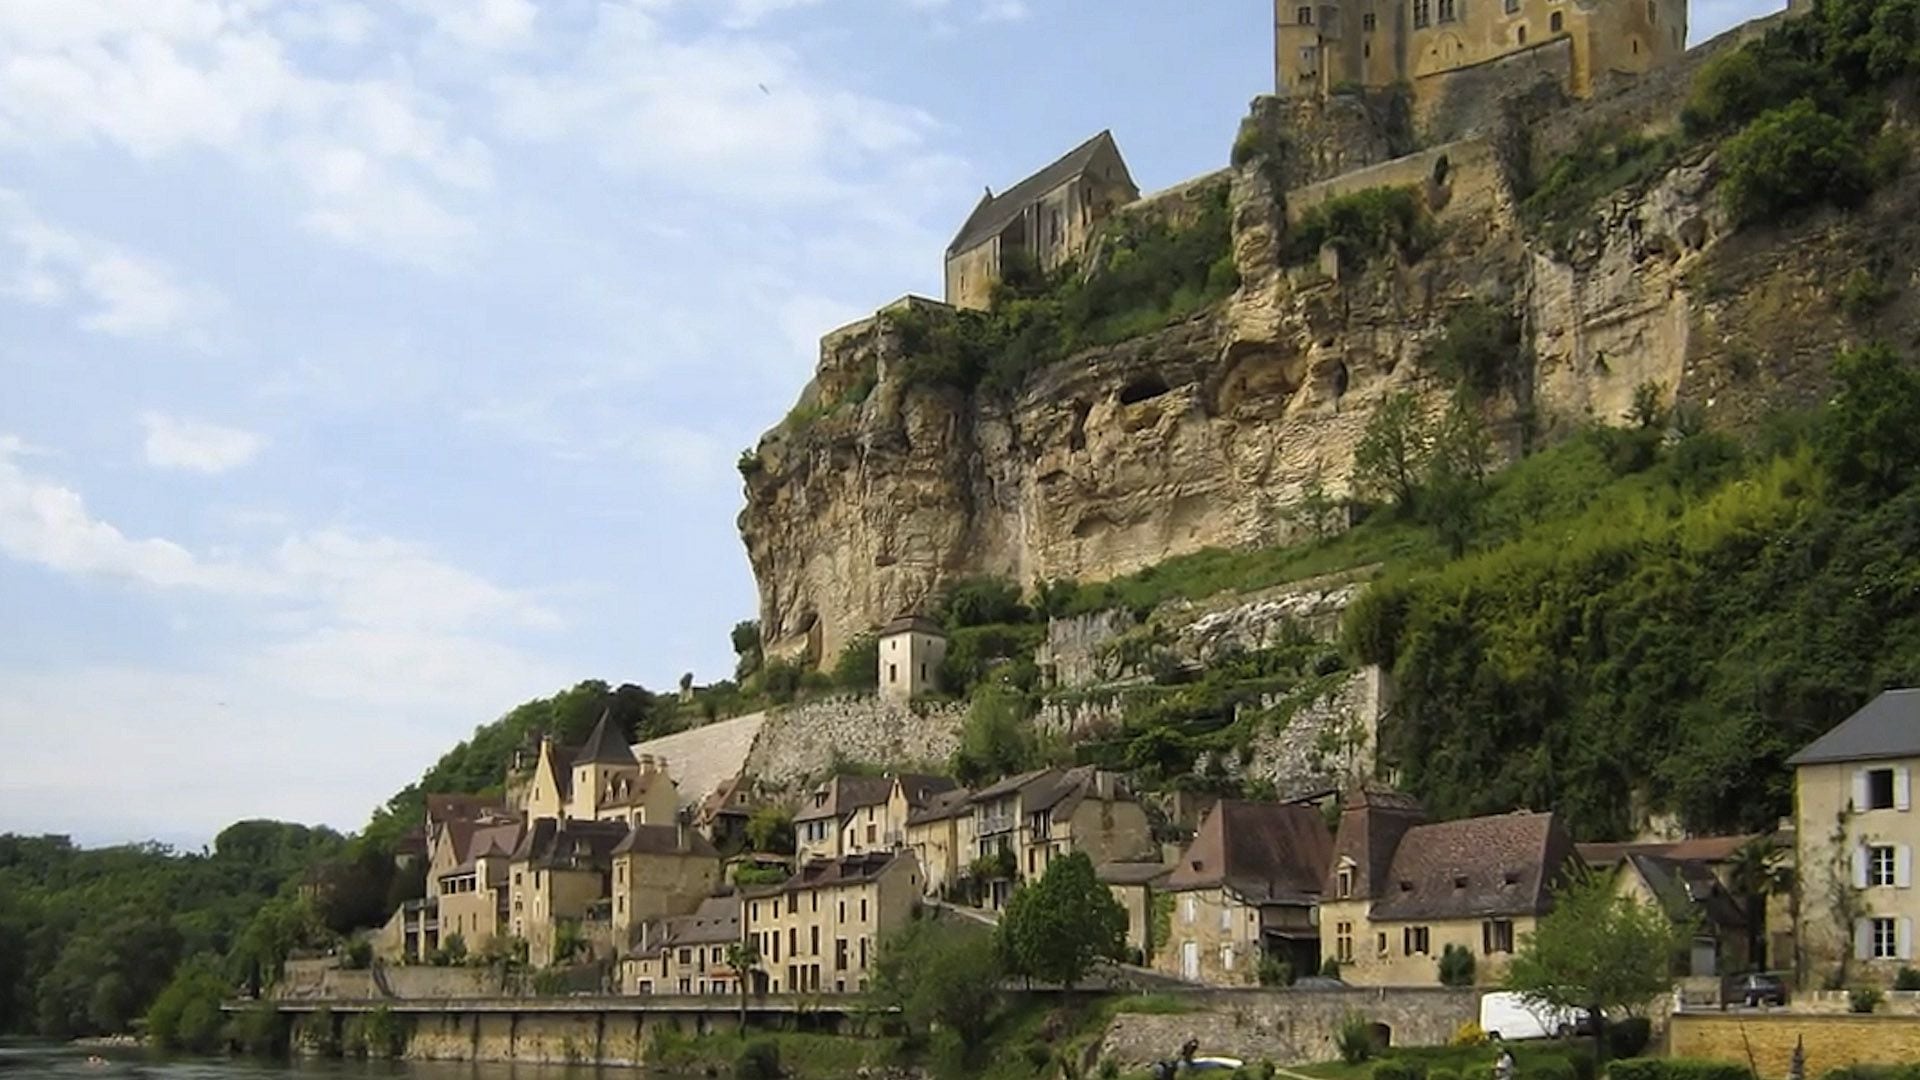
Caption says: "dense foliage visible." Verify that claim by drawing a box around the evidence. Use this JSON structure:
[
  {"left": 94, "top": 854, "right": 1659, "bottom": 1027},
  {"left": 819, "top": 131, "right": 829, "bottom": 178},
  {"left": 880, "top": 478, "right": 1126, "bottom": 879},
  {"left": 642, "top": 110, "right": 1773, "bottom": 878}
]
[
  {"left": 869, "top": 918, "right": 1003, "bottom": 1052},
  {"left": 1285, "top": 186, "right": 1433, "bottom": 266},
  {"left": 1506, "top": 870, "right": 1689, "bottom": 1053},
  {"left": 0, "top": 823, "right": 344, "bottom": 1039},
  {"left": 1350, "top": 345, "right": 1920, "bottom": 838},
  {"left": 890, "top": 187, "right": 1237, "bottom": 398}
]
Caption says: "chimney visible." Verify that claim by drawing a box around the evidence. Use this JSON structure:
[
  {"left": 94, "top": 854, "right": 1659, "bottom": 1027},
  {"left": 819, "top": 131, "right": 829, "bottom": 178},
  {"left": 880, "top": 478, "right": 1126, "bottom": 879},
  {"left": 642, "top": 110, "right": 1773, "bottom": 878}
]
[{"left": 677, "top": 820, "right": 688, "bottom": 851}]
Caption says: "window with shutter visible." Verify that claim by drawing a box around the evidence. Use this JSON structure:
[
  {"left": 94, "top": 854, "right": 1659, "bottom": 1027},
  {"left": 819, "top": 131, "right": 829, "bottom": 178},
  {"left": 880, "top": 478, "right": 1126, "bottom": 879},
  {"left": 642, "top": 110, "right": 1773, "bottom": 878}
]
[
  {"left": 1901, "top": 845, "right": 1914, "bottom": 889},
  {"left": 1898, "top": 767, "right": 1913, "bottom": 811}
]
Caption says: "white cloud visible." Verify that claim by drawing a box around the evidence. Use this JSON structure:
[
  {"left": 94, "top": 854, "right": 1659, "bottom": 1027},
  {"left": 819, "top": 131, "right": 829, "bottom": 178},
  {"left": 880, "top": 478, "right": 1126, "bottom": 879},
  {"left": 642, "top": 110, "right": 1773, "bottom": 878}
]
[
  {"left": 0, "top": 189, "right": 224, "bottom": 340},
  {"left": 140, "top": 412, "right": 264, "bottom": 474},
  {"left": 0, "top": 2, "right": 492, "bottom": 267},
  {"left": 404, "top": 0, "right": 538, "bottom": 50}
]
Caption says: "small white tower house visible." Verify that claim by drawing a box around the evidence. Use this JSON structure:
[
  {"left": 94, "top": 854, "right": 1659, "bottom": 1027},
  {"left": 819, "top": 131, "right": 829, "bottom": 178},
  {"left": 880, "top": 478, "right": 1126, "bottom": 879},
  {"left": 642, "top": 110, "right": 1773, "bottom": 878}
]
[{"left": 877, "top": 614, "right": 948, "bottom": 703}]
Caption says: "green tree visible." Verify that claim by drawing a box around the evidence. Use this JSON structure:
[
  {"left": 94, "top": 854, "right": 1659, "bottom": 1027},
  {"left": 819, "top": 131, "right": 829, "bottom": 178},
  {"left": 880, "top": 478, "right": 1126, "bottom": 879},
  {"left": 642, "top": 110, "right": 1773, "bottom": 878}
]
[
  {"left": 1421, "top": 402, "right": 1493, "bottom": 556},
  {"left": 732, "top": 621, "right": 764, "bottom": 680},
  {"left": 870, "top": 919, "right": 1003, "bottom": 1056},
  {"left": 833, "top": 634, "right": 880, "bottom": 691},
  {"left": 744, "top": 805, "right": 795, "bottom": 855},
  {"left": 1506, "top": 869, "right": 1690, "bottom": 1064},
  {"left": 996, "top": 851, "right": 1127, "bottom": 990},
  {"left": 1816, "top": 343, "right": 1920, "bottom": 495},
  {"left": 146, "top": 959, "right": 230, "bottom": 1053},
  {"left": 952, "top": 685, "right": 1038, "bottom": 786},
  {"left": 1719, "top": 99, "right": 1868, "bottom": 225},
  {"left": 724, "top": 940, "right": 761, "bottom": 1024},
  {"left": 1425, "top": 300, "right": 1522, "bottom": 401},
  {"left": 1352, "top": 391, "right": 1432, "bottom": 511},
  {"left": 1437, "top": 943, "right": 1476, "bottom": 987},
  {"left": 939, "top": 577, "right": 1030, "bottom": 628}
]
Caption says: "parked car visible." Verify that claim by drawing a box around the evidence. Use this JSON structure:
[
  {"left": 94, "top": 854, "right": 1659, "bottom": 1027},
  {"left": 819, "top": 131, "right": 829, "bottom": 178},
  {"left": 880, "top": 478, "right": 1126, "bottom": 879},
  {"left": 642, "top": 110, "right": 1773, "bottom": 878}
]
[
  {"left": 1730, "top": 972, "right": 1789, "bottom": 1008},
  {"left": 1478, "top": 991, "right": 1594, "bottom": 1040}
]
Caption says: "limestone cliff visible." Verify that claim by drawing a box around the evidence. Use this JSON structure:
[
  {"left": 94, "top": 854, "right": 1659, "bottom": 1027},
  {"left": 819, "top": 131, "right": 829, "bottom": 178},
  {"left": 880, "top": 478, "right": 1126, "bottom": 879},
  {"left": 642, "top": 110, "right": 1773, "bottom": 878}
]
[{"left": 738, "top": 48, "right": 1918, "bottom": 665}]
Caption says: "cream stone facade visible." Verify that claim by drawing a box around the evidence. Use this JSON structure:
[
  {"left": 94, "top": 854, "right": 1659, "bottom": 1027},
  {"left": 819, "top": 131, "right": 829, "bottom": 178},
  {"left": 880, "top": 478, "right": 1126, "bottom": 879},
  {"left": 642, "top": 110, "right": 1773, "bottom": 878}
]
[
  {"left": 1274, "top": 0, "right": 1687, "bottom": 103},
  {"left": 906, "top": 788, "right": 977, "bottom": 898},
  {"left": 943, "top": 131, "right": 1139, "bottom": 311},
  {"left": 1099, "top": 862, "right": 1172, "bottom": 959},
  {"left": 966, "top": 767, "right": 1154, "bottom": 908},
  {"left": 741, "top": 851, "right": 922, "bottom": 994},
  {"left": 622, "top": 896, "right": 742, "bottom": 997},
  {"left": 1320, "top": 790, "right": 1575, "bottom": 987},
  {"left": 609, "top": 824, "right": 722, "bottom": 950},
  {"left": 1156, "top": 801, "right": 1331, "bottom": 985},
  {"left": 878, "top": 616, "right": 948, "bottom": 703},
  {"left": 507, "top": 819, "right": 629, "bottom": 967},
  {"left": 1790, "top": 690, "right": 1920, "bottom": 985}
]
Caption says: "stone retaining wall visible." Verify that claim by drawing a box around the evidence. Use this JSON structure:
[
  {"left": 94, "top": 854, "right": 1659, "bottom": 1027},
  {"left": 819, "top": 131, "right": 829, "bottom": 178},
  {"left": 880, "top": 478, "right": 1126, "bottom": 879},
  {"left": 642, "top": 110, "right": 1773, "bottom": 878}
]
[
  {"left": 1670, "top": 1012, "right": 1920, "bottom": 1077},
  {"left": 1099, "top": 988, "right": 1478, "bottom": 1067},
  {"left": 745, "top": 696, "right": 967, "bottom": 788}
]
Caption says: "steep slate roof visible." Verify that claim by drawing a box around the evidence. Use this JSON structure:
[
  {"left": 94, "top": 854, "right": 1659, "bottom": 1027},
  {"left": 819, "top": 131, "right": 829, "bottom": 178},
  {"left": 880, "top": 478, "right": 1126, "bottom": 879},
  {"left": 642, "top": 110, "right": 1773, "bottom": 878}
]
[
  {"left": 1369, "top": 811, "right": 1577, "bottom": 922},
  {"left": 748, "top": 851, "right": 909, "bottom": 896},
  {"left": 794, "top": 775, "right": 895, "bottom": 824},
  {"left": 907, "top": 787, "right": 974, "bottom": 827},
  {"left": 576, "top": 710, "right": 638, "bottom": 766},
  {"left": 1165, "top": 800, "right": 1334, "bottom": 904},
  {"left": 896, "top": 774, "right": 960, "bottom": 809},
  {"left": 613, "top": 823, "right": 719, "bottom": 859},
  {"left": 880, "top": 614, "right": 946, "bottom": 637},
  {"left": 1787, "top": 689, "right": 1920, "bottom": 766},
  {"left": 447, "top": 821, "right": 524, "bottom": 875},
  {"left": 947, "top": 130, "right": 1127, "bottom": 256},
  {"left": 511, "top": 818, "right": 629, "bottom": 870},
  {"left": 540, "top": 742, "right": 580, "bottom": 800},
  {"left": 1026, "top": 766, "right": 1135, "bottom": 820},
  {"left": 600, "top": 768, "right": 674, "bottom": 809},
  {"left": 1625, "top": 853, "right": 1747, "bottom": 933},
  {"left": 425, "top": 793, "right": 505, "bottom": 824},
  {"left": 971, "top": 768, "right": 1057, "bottom": 804},
  {"left": 1326, "top": 786, "right": 1427, "bottom": 900}
]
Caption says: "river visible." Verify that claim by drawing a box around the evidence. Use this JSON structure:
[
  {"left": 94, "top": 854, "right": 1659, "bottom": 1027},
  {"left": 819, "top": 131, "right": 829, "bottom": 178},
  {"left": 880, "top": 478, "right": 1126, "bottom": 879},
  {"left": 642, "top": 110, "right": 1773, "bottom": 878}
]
[{"left": 0, "top": 1047, "right": 653, "bottom": 1080}]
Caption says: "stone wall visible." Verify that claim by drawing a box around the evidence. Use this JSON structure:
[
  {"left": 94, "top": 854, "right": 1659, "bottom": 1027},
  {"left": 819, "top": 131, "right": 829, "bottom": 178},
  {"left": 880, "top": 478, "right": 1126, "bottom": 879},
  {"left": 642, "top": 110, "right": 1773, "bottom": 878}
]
[
  {"left": 1226, "top": 666, "right": 1388, "bottom": 799},
  {"left": 1098, "top": 988, "right": 1477, "bottom": 1067},
  {"left": 1669, "top": 1013, "right": 1920, "bottom": 1077},
  {"left": 744, "top": 695, "right": 967, "bottom": 788},
  {"left": 1040, "top": 609, "right": 1138, "bottom": 690},
  {"left": 1414, "top": 38, "right": 1575, "bottom": 146},
  {"left": 276, "top": 965, "right": 500, "bottom": 1002}
]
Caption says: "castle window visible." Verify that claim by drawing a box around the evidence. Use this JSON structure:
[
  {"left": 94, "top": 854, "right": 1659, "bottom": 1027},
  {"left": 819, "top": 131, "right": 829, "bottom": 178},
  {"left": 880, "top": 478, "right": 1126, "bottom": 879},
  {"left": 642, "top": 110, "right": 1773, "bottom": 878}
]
[
  {"left": 1647, "top": 0, "right": 1656, "bottom": 20},
  {"left": 1438, "top": 0, "right": 1457, "bottom": 22},
  {"left": 1504, "top": 0, "right": 1517, "bottom": 11},
  {"left": 1297, "top": 5, "right": 1313, "bottom": 24},
  {"left": 1632, "top": 38, "right": 1639, "bottom": 53},
  {"left": 1414, "top": 0, "right": 1431, "bottom": 27},
  {"left": 1550, "top": 10, "right": 1562, "bottom": 30},
  {"left": 1300, "top": 45, "right": 1318, "bottom": 65},
  {"left": 1517, "top": 25, "right": 1527, "bottom": 43},
  {"left": 1365, "top": 42, "right": 1372, "bottom": 57},
  {"left": 1363, "top": 12, "right": 1376, "bottom": 29}
]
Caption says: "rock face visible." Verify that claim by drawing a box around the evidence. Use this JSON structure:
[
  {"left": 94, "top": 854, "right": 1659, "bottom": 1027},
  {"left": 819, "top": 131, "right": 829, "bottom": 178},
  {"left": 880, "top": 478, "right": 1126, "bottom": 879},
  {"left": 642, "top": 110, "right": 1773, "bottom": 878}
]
[{"left": 739, "top": 59, "right": 1918, "bottom": 665}]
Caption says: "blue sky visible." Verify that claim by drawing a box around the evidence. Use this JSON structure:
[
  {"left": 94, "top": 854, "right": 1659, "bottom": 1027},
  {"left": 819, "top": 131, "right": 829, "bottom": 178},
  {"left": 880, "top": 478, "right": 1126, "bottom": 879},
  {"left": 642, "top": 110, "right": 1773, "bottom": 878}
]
[{"left": 0, "top": 0, "right": 1777, "bottom": 848}]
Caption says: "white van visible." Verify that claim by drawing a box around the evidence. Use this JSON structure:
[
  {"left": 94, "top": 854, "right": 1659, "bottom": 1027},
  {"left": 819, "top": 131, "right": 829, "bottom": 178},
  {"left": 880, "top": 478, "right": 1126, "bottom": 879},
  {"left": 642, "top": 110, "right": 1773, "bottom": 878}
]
[{"left": 1478, "top": 992, "right": 1592, "bottom": 1040}]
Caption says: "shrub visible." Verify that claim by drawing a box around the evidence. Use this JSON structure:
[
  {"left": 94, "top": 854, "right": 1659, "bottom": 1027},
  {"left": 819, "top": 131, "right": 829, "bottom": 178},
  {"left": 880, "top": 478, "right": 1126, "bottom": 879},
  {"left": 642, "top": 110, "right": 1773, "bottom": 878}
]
[
  {"left": 1719, "top": 99, "right": 1868, "bottom": 226},
  {"left": 1530, "top": 1059, "right": 1577, "bottom": 1080},
  {"left": 1022, "top": 1040, "right": 1055, "bottom": 1069},
  {"left": 1849, "top": 985, "right": 1884, "bottom": 1013},
  {"left": 1321, "top": 957, "right": 1344, "bottom": 979},
  {"left": 1287, "top": 186, "right": 1432, "bottom": 266},
  {"left": 1450, "top": 1020, "right": 1488, "bottom": 1047},
  {"left": 1426, "top": 300, "right": 1523, "bottom": 401},
  {"left": 735, "top": 1039, "right": 783, "bottom": 1080},
  {"left": 1258, "top": 952, "right": 1294, "bottom": 987},
  {"left": 1437, "top": 942, "right": 1477, "bottom": 987},
  {"left": 1610, "top": 1060, "right": 1755, "bottom": 1080},
  {"left": 1838, "top": 268, "right": 1894, "bottom": 320},
  {"left": 832, "top": 634, "right": 879, "bottom": 691},
  {"left": 1605, "top": 1016, "right": 1653, "bottom": 1060},
  {"left": 1336, "top": 1010, "right": 1378, "bottom": 1065},
  {"left": 1896, "top": 966, "right": 1920, "bottom": 991},
  {"left": 1822, "top": 1067, "right": 1920, "bottom": 1080},
  {"left": 1373, "top": 1060, "right": 1425, "bottom": 1080},
  {"left": 344, "top": 939, "right": 373, "bottom": 969}
]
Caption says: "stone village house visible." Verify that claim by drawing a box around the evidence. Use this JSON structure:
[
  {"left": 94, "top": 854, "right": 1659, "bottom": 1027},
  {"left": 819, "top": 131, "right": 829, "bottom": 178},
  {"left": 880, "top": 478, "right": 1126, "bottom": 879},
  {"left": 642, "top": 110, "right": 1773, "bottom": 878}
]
[
  {"left": 741, "top": 850, "right": 922, "bottom": 995},
  {"left": 1790, "top": 688, "right": 1920, "bottom": 982},
  {"left": 966, "top": 766, "right": 1156, "bottom": 909},
  {"left": 1157, "top": 800, "right": 1334, "bottom": 985},
  {"left": 608, "top": 823, "right": 721, "bottom": 953},
  {"left": 878, "top": 615, "right": 948, "bottom": 704},
  {"left": 1320, "top": 788, "right": 1579, "bottom": 987},
  {"left": 622, "top": 895, "right": 743, "bottom": 996}
]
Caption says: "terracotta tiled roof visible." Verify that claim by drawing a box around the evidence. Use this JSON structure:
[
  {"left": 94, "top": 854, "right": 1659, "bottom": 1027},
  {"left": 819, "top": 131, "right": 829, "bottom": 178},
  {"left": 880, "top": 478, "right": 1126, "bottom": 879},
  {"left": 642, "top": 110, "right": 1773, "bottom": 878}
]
[
  {"left": 1326, "top": 786, "right": 1427, "bottom": 900},
  {"left": 1368, "top": 811, "right": 1577, "bottom": 922},
  {"left": 1098, "top": 861, "right": 1172, "bottom": 886},
  {"left": 907, "top": 787, "right": 974, "bottom": 826},
  {"left": 1165, "top": 800, "right": 1333, "bottom": 904},
  {"left": 794, "top": 775, "right": 895, "bottom": 824},
  {"left": 613, "top": 823, "right": 719, "bottom": 859}
]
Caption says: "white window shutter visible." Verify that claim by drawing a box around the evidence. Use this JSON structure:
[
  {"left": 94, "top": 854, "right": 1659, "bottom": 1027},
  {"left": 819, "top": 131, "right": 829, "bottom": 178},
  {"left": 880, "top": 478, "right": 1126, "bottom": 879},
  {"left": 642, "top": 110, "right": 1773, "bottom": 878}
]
[
  {"left": 1903, "top": 918, "right": 1915, "bottom": 961},
  {"left": 1857, "top": 919, "right": 1874, "bottom": 961},
  {"left": 1855, "top": 845, "right": 1872, "bottom": 890},
  {"left": 1898, "top": 767, "right": 1913, "bottom": 812},
  {"left": 1856, "top": 770, "right": 1871, "bottom": 812},
  {"left": 1900, "top": 845, "right": 1913, "bottom": 890}
]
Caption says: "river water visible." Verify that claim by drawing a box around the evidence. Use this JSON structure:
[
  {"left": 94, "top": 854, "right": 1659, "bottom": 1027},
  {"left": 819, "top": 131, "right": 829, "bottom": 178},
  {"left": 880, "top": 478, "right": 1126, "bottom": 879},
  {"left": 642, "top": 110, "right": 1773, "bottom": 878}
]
[{"left": 0, "top": 1047, "right": 650, "bottom": 1080}]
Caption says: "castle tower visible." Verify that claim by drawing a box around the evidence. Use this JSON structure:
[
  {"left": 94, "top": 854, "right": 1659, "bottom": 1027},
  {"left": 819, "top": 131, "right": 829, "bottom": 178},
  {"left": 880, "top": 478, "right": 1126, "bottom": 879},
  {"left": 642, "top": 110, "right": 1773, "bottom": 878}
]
[{"left": 570, "top": 709, "right": 639, "bottom": 819}]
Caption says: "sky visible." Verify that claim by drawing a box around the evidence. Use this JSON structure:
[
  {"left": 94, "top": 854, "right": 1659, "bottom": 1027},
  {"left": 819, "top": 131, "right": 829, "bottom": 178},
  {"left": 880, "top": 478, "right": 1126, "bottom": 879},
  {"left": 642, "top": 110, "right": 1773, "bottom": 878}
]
[{"left": 0, "top": 0, "right": 1778, "bottom": 849}]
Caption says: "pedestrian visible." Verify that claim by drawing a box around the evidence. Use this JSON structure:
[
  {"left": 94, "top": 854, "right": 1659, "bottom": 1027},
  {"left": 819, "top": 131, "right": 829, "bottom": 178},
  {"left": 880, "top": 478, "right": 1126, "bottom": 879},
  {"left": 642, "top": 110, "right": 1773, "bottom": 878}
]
[{"left": 1492, "top": 1038, "right": 1515, "bottom": 1080}]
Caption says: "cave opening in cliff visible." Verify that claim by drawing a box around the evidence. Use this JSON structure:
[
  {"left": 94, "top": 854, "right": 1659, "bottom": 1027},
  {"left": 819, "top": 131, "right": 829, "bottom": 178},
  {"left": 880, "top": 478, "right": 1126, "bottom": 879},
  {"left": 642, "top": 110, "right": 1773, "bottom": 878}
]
[
  {"left": 1119, "top": 376, "right": 1171, "bottom": 406},
  {"left": 1069, "top": 400, "right": 1091, "bottom": 450}
]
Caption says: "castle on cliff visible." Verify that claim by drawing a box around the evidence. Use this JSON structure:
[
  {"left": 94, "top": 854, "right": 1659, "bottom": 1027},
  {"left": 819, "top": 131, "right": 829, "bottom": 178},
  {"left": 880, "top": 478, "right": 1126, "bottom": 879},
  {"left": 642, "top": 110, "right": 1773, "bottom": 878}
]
[{"left": 1274, "top": 0, "right": 1688, "bottom": 102}]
